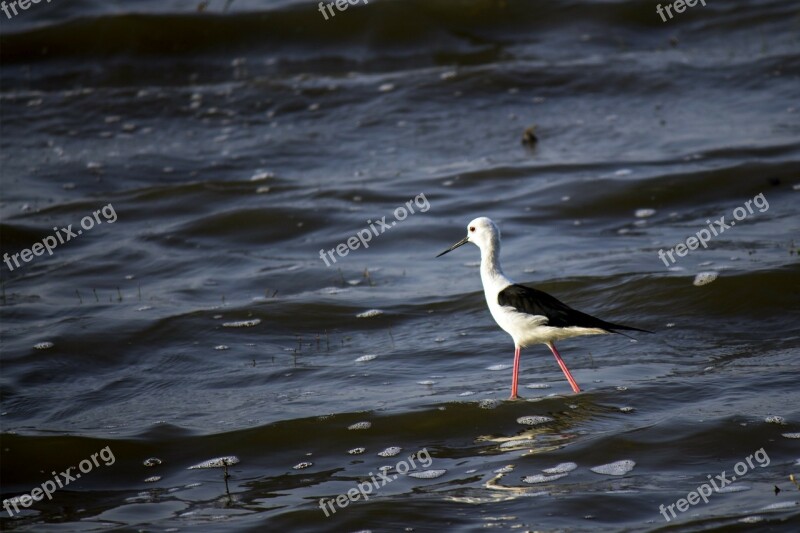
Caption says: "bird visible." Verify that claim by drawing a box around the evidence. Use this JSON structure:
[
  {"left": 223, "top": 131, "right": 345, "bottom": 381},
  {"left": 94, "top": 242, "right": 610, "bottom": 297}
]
[{"left": 436, "top": 217, "right": 651, "bottom": 399}]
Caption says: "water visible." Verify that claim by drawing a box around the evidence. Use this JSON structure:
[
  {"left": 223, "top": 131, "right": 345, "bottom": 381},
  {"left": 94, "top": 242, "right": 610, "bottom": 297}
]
[{"left": 1, "top": 0, "right": 799, "bottom": 531}]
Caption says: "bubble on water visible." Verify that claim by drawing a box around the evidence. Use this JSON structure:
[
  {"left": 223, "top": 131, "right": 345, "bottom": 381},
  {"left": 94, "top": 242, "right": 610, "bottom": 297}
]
[
  {"left": 348, "top": 447, "right": 366, "bottom": 455},
  {"left": 378, "top": 447, "right": 402, "bottom": 457},
  {"left": 214, "top": 345, "right": 229, "bottom": 351},
  {"left": 434, "top": 337, "right": 446, "bottom": 342},
  {"left": 188, "top": 456, "right": 240, "bottom": 469},
  {"left": 348, "top": 421, "right": 372, "bottom": 430},
  {"left": 144, "top": 476, "right": 161, "bottom": 483},
  {"left": 782, "top": 432, "right": 800, "bottom": 439},
  {"left": 526, "top": 383, "right": 551, "bottom": 389},
  {"left": 356, "top": 309, "right": 384, "bottom": 318},
  {"left": 222, "top": 319, "right": 261, "bottom": 328},
  {"left": 635, "top": 208, "right": 656, "bottom": 218},
  {"left": 620, "top": 407, "right": 635, "bottom": 413},
  {"left": 293, "top": 462, "right": 313, "bottom": 470},
  {"left": 479, "top": 399, "right": 501, "bottom": 409},
  {"left": 693, "top": 272, "right": 718, "bottom": 286},
  {"left": 408, "top": 469, "right": 446, "bottom": 479},
  {"left": 616, "top": 386, "right": 628, "bottom": 391},
  {"left": 665, "top": 323, "right": 675, "bottom": 328},
  {"left": 543, "top": 462, "right": 578, "bottom": 474},
  {"left": 523, "top": 473, "right": 568, "bottom": 484},
  {"left": 590, "top": 460, "right": 635, "bottom": 476},
  {"left": 34, "top": 342, "right": 54, "bottom": 350},
  {"left": 378, "top": 83, "right": 395, "bottom": 92},
  {"left": 143, "top": 457, "right": 163, "bottom": 467},
  {"left": 717, "top": 484, "right": 750, "bottom": 493},
  {"left": 517, "top": 415, "right": 554, "bottom": 426},
  {"left": 765, "top": 415, "right": 785, "bottom": 424},
  {"left": 355, "top": 354, "right": 377, "bottom": 362},
  {"left": 417, "top": 380, "right": 436, "bottom": 385},
  {"left": 486, "top": 364, "right": 511, "bottom": 371}
]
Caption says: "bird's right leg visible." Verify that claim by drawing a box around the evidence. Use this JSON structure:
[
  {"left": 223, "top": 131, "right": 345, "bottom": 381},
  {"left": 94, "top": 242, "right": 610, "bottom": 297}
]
[
  {"left": 547, "top": 342, "right": 581, "bottom": 393},
  {"left": 510, "top": 345, "right": 521, "bottom": 400}
]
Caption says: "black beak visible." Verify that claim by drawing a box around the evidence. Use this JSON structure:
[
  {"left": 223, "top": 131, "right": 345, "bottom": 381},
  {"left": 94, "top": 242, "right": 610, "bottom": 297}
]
[{"left": 436, "top": 236, "right": 469, "bottom": 257}]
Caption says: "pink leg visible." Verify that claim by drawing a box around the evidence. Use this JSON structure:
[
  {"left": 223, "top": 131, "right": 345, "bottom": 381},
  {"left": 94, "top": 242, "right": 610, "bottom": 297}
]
[
  {"left": 547, "top": 342, "right": 581, "bottom": 393},
  {"left": 510, "top": 345, "right": 521, "bottom": 400}
]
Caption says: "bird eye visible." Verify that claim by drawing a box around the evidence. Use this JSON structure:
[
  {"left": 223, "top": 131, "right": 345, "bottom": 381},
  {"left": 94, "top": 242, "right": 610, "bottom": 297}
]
[{"left": 469, "top": 227, "right": 475, "bottom": 232}]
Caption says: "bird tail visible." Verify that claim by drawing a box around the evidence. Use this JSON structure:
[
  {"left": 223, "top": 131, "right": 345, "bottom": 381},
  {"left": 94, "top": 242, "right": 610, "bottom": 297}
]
[{"left": 603, "top": 322, "right": 654, "bottom": 339}]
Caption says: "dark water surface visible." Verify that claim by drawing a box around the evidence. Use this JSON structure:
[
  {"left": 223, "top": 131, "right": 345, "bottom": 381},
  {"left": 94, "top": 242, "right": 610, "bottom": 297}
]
[{"left": 1, "top": 0, "right": 799, "bottom": 531}]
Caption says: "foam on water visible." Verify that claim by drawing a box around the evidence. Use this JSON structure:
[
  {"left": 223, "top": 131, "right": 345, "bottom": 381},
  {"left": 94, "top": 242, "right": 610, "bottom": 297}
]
[
  {"left": 693, "top": 272, "right": 718, "bottom": 286},
  {"left": 408, "top": 469, "right": 446, "bottom": 479},
  {"left": 348, "top": 421, "right": 372, "bottom": 430},
  {"left": 765, "top": 415, "right": 785, "bottom": 424},
  {"left": 354, "top": 354, "right": 378, "bottom": 362},
  {"left": 590, "top": 460, "right": 635, "bottom": 476},
  {"left": 356, "top": 309, "right": 384, "bottom": 318},
  {"left": 222, "top": 319, "right": 261, "bottom": 328},
  {"left": 33, "top": 342, "right": 54, "bottom": 349},
  {"left": 517, "top": 415, "right": 554, "bottom": 426},
  {"left": 188, "top": 456, "right": 240, "bottom": 469},
  {"left": 378, "top": 447, "right": 402, "bottom": 457},
  {"left": 523, "top": 473, "right": 568, "bottom": 484},
  {"left": 543, "top": 462, "right": 578, "bottom": 474}
]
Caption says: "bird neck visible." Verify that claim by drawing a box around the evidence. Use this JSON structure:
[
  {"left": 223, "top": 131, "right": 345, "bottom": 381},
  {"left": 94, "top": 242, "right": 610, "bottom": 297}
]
[{"left": 480, "top": 238, "right": 512, "bottom": 288}]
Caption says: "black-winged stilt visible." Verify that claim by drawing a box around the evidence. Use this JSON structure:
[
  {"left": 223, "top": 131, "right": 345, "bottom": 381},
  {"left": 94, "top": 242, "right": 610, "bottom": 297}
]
[{"left": 437, "top": 217, "right": 651, "bottom": 399}]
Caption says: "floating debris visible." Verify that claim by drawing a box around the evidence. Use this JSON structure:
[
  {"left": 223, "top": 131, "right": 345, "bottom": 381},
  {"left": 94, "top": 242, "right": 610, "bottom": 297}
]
[
  {"left": 348, "top": 447, "right": 366, "bottom": 455},
  {"left": 377, "top": 447, "right": 401, "bottom": 457},
  {"left": 517, "top": 415, "right": 554, "bottom": 426},
  {"left": 144, "top": 476, "right": 161, "bottom": 483},
  {"left": 222, "top": 319, "right": 261, "bottom": 328},
  {"left": 693, "top": 272, "right": 718, "bottom": 286},
  {"left": 354, "top": 354, "right": 378, "bottom": 363},
  {"left": 765, "top": 415, "right": 786, "bottom": 424},
  {"left": 523, "top": 473, "right": 568, "bottom": 484},
  {"left": 408, "top": 469, "right": 446, "bottom": 479},
  {"left": 293, "top": 462, "right": 313, "bottom": 470},
  {"left": 356, "top": 309, "right": 384, "bottom": 318},
  {"left": 521, "top": 125, "right": 538, "bottom": 146},
  {"left": 634, "top": 208, "right": 656, "bottom": 218},
  {"left": 188, "top": 456, "right": 240, "bottom": 469},
  {"left": 33, "top": 342, "right": 54, "bottom": 350},
  {"left": 590, "top": 460, "right": 635, "bottom": 476},
  {"left": 348, "top": 421, "right": 372, "bottom": 430},
  {"left": 143, "top": 457, "right": 163, "bottom": 467},
  {"left": 543, "top": 462, "right": 578, "bottom": 474}
]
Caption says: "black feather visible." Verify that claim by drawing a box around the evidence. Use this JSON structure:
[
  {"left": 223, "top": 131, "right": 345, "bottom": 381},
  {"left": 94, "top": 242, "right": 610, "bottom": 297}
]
[{"left": 497, "top": 284, "right": 653, "bottom": 334}]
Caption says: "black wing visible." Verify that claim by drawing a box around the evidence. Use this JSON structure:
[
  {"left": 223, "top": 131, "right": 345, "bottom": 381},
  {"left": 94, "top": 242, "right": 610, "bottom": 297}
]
[{"left": 497, "top": 284, "right": 652, "bottom": 333}]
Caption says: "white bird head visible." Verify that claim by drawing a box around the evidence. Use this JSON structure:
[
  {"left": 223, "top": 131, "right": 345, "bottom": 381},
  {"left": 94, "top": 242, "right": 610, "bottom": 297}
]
[{"left": 437, "top": 217, "right": 500, "bottom": 257}]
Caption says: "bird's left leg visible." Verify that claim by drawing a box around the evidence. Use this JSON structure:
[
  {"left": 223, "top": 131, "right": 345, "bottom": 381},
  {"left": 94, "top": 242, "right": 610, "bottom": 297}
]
[
  {"left": 510, "top": 345, "right": 521, "bottom": 400},
  {"left": 547, "top": 342, "right": 581, "bottom": 393}
]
